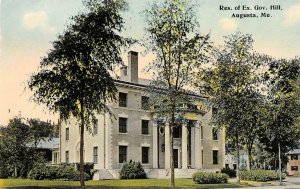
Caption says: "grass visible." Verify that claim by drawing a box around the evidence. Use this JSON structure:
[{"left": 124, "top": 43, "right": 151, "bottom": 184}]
[{"left": 0, "top": 178, "right": 251, "bottom": 188}]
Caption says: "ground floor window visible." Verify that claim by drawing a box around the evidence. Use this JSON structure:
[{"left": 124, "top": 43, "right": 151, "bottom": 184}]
[
  {"left": 213, "top": 150, "right": 218, "bottom": 165},
  {"left": 93, "top": 146, "right": 98, "bottom": 164},
  {"left": 142, "top": 147, "right": 149, "bottom": 164},
  {"left": 291, "top": 166, "right": 298, "bottom": 171},
  {"left": 291, "top": 154, "right": 299, "bottom": 160},
  {"left": 119, "top": 146, "right": 127, "bottom": 163},
  {"left": 65, "top": 151, "right": 69, "bottom": 163}
]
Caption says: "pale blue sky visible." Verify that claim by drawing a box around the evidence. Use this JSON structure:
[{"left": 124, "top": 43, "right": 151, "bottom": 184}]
[{"left": 1, "top": 0, "right": 300, "bottom": 125}]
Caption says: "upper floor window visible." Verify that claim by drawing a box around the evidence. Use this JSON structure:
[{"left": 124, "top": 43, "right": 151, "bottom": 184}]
[
  {"left": 119, "top": 146, "right": 127, "bottom": 163},
  {"left": 119, "top": 117, "right": 127, "bottom": 133},
  {"left": 201, "top": 126, "right": 204, "bottom": 139},
  {"left": 119, "top": 92, "right": 127, "bottom": 107},
  {"left": 291, "top": 154, "right": 299, "bottom": 160},
  {"left": 142, "top": 147, "right": 149, "bottom": 164},
  {"left": 213, "top": 150, "right": 218, "bottom": 165},
  {"left": 212, "top": 127, "right": 218, "bottom": 140},
  {"left": 141, "top": 96, "right": 149, "bottom": 110},
  {"left": 93, "top": 146, "right": 98, "bottom": 164},
  {"left": 66, "top": 128, "right": 69, "bottom": 141},
  {"left": 93, "top": 119, "right": 98, "bottom": 135},
  {"left": 173, "top": 126, "right": 182, "bottom": 138},
  {"left": 142, "top": 120, "right": 149, "bottom": 135}
]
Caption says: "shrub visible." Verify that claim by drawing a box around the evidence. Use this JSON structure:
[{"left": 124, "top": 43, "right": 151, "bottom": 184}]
[
  {"left": 192, "top": 172, "right": 229, "bottom": 184},
  {"left": 239, "top": 170, "right": 286, "bottom": 182},
  {"left": 119, "top": 160, "right": 147, "bottom": 179},
  {"left": 73, "top": 162, "right": 95, "bottom": 180},
  {"left": 28, "top": 165, "right": 58, "bottom": 180},
  {"left": 28, "top": 164, "right": 89, "bottom": 181},
  {"left": 221, "top": 167, "right": 236, "bottom": 178}
]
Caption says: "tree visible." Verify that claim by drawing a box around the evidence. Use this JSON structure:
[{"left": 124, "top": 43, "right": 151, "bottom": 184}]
[
  {"left": 144, "top": 0, "right": 212, "bottom": 187},
  {"left": 28, "top": 1, "right": 131, "bottom": 188},
  {"left": 201, "top": 32, "right": 264, "bottom": 182},
  {"left": 0, "top": 117, "right": 31, "bottom": 178},
  {"left": 259, "top": 57, "right": 300, "bottom": 176},
  {"left": 0, "top": 116, "right": 54, "bottom": 178}
]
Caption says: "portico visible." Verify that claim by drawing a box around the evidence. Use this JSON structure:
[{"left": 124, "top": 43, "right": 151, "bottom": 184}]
[{"left": 152, "top": 121, "right": 203, "bottom": 170}]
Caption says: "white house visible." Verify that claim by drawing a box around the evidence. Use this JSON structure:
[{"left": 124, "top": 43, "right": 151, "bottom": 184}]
[{"left": 58, "top": 51, "right": 225, "bottom": 179}]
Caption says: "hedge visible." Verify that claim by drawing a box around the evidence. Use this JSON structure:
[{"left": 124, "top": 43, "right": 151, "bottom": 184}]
[
  {"left": 28, "top": 164, "right": 89, "bottom": 181},
  {"left": 239, "top": 170, "right": 286, "bottom": 182},
  {"left": 192, "top": 172, "right": 229, "bottom": 184}
]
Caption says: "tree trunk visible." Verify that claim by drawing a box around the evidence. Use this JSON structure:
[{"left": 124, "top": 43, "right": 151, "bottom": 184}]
[
  {"left": 170, "top": 125, "right": 175, "bottom": 188},
  {"left": 248, "top": 147, "right": 252, "bottom": 170},
  {"left": 80, "top": 102, "right": 85, "bottom": 189},
  {"left": 236, "top": 134, "right": 240, "bottom": 183},
  {"left": 278, "top": 143, "right": 282, "bottom": 185}
]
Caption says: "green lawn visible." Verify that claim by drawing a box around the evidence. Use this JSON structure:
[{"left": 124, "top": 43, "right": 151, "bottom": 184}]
[{"left": 0, "top": 178, "right": 251, "bottom": 188}]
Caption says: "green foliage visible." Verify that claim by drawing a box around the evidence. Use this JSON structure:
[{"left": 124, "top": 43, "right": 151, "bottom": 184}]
[
  {"left": 0, "top": 117, "right": 54, "bottom": 178},
  {"left": 70, "top": 162, "right": 95, "bottom": 180},
  {"left": 202, "top": 32, "right": 268, "bottom": 175},
  {"left": 119, "top": 160, "right": 147, "bottom": 179},
  {"left": 28, "top": 164, "right": 89, "bottom": 181},
  {"left": 221, "top": 168, "right": 236, "bottom": 178},
  {"left": 144, "top": 1, "right": 212, "bottom": 186},
  {"left": 28, "top": 0, "right": 131, "bottom": 187},
  {"left": 259, "top": 57, "right": 300, "bottom": 157},
  {"left": 239, "top": 170, "right": 286, "bottom": 182},
  {"left": 192, "top": 172, "right": 229, "bottom": 184}
]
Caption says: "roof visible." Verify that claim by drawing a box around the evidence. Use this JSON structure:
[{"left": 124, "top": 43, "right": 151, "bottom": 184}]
[
  {"left": 27, "top": 137, "right": 59, "bottom": 149},
  {"left": 287, "top": 149, "right": 300, "bottom": 155},
  {"left": 114, "top": 79, "right": 208, "bottom": 99}
]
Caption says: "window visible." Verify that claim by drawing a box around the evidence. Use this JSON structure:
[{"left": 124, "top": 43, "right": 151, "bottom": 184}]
[
  {"left": 54, "top": 152, "right": 58, "bottom": 164},
  {"left": 142, "top": 120, "right": 149, "bottom": 135},
  {"left": 66, "top": 128, "right": 69, "bottom": 141},
  {"left": 93, "top": 119, "right": 98, "bottom": 135},
  {"left": 201, "top": 126, "right": 203, "bottom": 139},
  {"left": 213, "top": 150, "right": 218, "bottom": 165},
  {"left": 291, "top": 154, "right": 299, "bottom": 160},
  {"left": 291, "top": 166, "right": 298, "bottom": 171},
  {"left": 93, "top": 146, "right": 98, "bottom": 164},
  {"left": 212, "top": 127, "right": 218, "bottom": 140},
  {"left": 119, "top": 92, "right": 127, "bottom": 107},
  {"left": 173, "top": 126, "right": 182, "bottom": 138},
  {"left": 65, "top": 151, "right": 69, "bottom": 163},
  {"left": 141, "top": 96, "right": 149, "bottom": 110},
  {"left": 233, "top": 164, "right": 237, "bottom": 170},
  {"left": 119, "top": 146, "right": 127, "bottom": 163},
  {"left": 201, "top": 150, "right": 204, "bottom": 166},
  {"left": 142, "top": 147, "right": 149, "bottom": 164},
  {"left": 119, "top": 118, "right": 127, "bottom": 133},
  {"left": 225, "top": 164, "right": 229, "bottom": 169}
]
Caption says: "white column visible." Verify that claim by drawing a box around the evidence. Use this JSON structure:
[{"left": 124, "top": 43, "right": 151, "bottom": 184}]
[
  {"left": 164, "top": 124, "right": 170, "bottom": 169},
  {"left": 191, "top": 127, "right": 195, "bottom": 168},
  {"left": 194, "top": 124, "right": 202, "bottom": 169},
  {"left": 104, "top": 112, "right": 110, "bottom": 169},
  {"left": 153, "top": 123, "right": 158, "bottom": 168},
  {"left": 182, "top": 124, "right": 188, "bottom": 169}
]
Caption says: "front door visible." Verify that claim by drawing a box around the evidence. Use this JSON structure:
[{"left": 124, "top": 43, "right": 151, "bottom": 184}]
[{"left": 173, "top": 149, "right": 178, "bottom": 168}]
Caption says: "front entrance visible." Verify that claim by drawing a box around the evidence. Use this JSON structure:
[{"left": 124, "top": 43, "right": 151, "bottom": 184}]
[{"left": 173, "top": 149, "right": 179, "bottom": 168}]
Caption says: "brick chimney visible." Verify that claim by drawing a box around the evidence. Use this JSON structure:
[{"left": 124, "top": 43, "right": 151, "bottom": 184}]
[{"left": 128, "top": 51, "right": 138, "bottom": 83}]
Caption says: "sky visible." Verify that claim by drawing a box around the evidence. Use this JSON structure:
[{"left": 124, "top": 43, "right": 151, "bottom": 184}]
[{"left": 1, "top": 0, "right": 300, "bottom": 125}]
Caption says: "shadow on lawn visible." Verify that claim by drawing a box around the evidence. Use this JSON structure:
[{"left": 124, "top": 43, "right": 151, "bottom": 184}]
[
  {"left": 2, "top": 186, "right": 246, "bottom": 189},
  {"left": 2, "top": 187, "right": 173, "bottom": 189}
]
